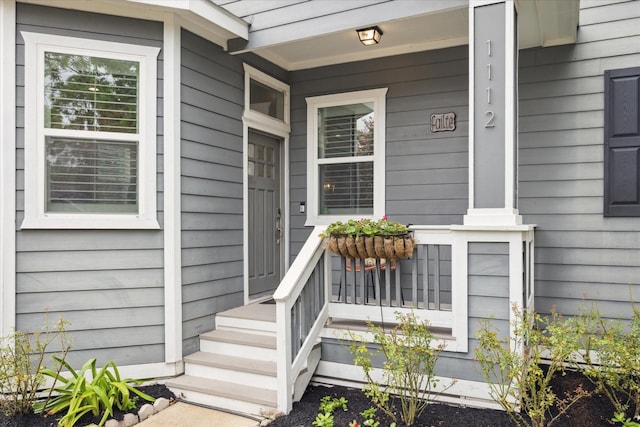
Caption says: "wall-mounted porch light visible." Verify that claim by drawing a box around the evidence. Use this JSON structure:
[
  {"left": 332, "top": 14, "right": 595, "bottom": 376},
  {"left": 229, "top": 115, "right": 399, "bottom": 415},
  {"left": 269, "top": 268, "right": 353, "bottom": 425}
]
[{"left": 356, "top": 26, "right": 383, "bottom": 45}]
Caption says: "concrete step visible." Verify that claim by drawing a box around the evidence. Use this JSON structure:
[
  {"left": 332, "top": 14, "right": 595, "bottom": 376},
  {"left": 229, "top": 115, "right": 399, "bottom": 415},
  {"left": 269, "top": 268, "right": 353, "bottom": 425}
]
[
  {"left": 166, "top": 375, "right": 276, "bottom": 416},
  {"left": 184, "top": 352, "right": 277, "bottom": 390},
  {"left": 215, "top": 304, "right": 276, "bottom": 335},
  {"left": 199, "top": 329, "right": 277, "bottom": 362}
]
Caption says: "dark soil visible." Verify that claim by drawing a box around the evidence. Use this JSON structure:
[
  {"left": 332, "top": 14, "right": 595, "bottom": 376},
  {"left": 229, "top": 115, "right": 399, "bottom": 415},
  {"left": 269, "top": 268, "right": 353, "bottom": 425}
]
[
  {"left": 0, "top": 384, "right": 176, "bottom": 427},
  {"left": 267, "top": 369, "right": 617, "bottom": 426}
]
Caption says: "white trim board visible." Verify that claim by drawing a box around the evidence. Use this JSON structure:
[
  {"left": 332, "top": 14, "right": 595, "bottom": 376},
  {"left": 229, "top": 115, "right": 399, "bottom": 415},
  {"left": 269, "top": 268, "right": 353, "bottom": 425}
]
[
  {"left": 242, "top": 64, "right": 291, "bottom": 304},
  {"left": 0, "top": 0, "right": 16, "bottom": 337},
  {"left": 313, "top": 361, "right": 502, "bottom": 411},
  {"left": 162, "top": 12, "right": 183, "bottom": 366}
]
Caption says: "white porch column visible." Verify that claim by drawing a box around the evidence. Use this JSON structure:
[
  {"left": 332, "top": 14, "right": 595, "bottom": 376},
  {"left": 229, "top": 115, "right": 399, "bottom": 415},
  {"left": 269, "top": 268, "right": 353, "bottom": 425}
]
[
  {"left": 0, "top": 0, "right": 16, "bottom": 337},
  {"left": 465, "top": 0, "right": 521, "bottom": 226}
]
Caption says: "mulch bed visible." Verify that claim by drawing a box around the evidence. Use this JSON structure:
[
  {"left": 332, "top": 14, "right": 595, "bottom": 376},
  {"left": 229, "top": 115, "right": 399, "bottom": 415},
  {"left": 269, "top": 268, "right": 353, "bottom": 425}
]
[
  {"left": 267, "top": 369, "right": 617, "bottom": 426},
  {"left": 0, "top": 384, "right": 176, "bottom": 427}
]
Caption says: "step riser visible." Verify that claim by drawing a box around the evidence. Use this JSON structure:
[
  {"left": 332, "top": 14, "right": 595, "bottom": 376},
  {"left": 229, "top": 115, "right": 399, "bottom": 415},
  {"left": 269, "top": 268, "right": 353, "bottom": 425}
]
[
  {"left": 168, "top": 387, "right": 275, "bottom": 417},
  {"left": 215, "top": 317, "right": 277, "bottom": 335},
  {"left": 199, "top": 340, "right": 277, "bottom": 361},
  {"left": 184, "top": 364, "right": 277, "bottom": 390}
]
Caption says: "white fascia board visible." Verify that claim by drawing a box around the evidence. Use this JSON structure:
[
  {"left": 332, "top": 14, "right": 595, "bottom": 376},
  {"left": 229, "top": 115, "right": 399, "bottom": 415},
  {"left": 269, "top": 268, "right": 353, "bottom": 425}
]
[
  {"left": 124, "top": 0, "right": 247, "bottom": 39},
  {"left": 18, "top": 0, "right": 249, "bottom": 47}
]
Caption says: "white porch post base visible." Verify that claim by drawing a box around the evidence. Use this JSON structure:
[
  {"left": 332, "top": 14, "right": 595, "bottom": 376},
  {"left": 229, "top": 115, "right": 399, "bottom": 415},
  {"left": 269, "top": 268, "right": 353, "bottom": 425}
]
[{"left": 464, "top": 208, "right": 522, "bottom": 226}]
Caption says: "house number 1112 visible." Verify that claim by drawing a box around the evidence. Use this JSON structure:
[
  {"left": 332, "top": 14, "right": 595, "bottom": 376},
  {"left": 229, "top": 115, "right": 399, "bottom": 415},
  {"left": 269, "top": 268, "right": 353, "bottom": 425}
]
[{"left": 485, "top": 39, "right": 495, "bottom": 128}]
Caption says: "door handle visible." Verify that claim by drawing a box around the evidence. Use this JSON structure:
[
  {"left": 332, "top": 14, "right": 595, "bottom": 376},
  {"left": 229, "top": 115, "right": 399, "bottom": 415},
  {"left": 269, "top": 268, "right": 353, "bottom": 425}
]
[{"left": 275, "top": 208, "right": 282, "bottom": 244}]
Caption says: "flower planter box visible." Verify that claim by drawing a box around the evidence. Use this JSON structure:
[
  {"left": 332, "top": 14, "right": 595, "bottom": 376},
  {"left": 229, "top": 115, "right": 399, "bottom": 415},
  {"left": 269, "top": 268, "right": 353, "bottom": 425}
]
[{"left": 326, "top": 233, "right": 415, "bottom": 260}]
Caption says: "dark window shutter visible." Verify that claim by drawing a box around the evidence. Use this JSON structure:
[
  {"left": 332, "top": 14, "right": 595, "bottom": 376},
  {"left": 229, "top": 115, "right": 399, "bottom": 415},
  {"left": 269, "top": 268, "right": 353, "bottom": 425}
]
[{"left": 604, "top": 66, "right": 640, "bottom": 217}]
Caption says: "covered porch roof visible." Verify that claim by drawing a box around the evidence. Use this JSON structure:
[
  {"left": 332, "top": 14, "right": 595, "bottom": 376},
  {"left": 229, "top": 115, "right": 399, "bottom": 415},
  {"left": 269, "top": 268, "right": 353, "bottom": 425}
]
[{"left": 221, "top": 0, "right": 580, "bottom": 71}]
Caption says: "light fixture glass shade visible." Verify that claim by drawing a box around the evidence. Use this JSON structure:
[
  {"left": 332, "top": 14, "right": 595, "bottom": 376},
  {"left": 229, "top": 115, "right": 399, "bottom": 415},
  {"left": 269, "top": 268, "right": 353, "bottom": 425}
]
[{"left": 356, "top": 26, "right": 382, "bottom": 45}]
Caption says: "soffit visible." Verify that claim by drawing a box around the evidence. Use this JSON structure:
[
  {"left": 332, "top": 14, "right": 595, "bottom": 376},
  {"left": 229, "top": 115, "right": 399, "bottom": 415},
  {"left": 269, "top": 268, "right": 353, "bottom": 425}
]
[{"left": 221, "top": 0, "right": 579, "bottom": 71}]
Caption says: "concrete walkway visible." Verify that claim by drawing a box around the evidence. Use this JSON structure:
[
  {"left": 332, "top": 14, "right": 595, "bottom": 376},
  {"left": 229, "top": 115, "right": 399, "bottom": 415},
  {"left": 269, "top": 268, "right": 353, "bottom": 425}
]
[{"left": 136, "top": 402, "right": 262, "bottom": 427}]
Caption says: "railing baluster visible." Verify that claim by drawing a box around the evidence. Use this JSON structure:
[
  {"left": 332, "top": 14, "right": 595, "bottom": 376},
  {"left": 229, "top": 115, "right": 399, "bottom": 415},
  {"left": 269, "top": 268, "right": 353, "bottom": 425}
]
[
  {"left": 423, "top": 245, "right": 429, "bottom": 310},
  {"left": 412, "top": 252, "right": 418, "bottom": 308},
  {"left": 359, "top": 259, "right": 365, "bottom": 305},
  {"left": 374, "top": 261, "right": 381, "bottom": 306},
  {"left": 434, "top": 244, "right": 441, "bottom": 310},
  {"left": 385, "top": 261, "right": 391, "bottom": 307},
  {"left": 395, "top": 262, "right": 401, "bottom": 307},
  {"left": 350, "top": 258, "right": 356, "bottom": 304},
  {"left": 339, "top": 256, "right": 346, "bottom": 303}
]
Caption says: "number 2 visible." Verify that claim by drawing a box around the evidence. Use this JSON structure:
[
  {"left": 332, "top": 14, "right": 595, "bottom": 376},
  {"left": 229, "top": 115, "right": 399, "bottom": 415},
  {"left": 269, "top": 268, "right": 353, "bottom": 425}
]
[{"left": 485, "top": 111, "right": 495, "bottom": 128}]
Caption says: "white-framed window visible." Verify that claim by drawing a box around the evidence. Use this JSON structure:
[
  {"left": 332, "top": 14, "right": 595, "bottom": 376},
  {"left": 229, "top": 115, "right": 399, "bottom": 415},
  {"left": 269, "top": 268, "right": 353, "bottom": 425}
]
[
  {"left": 243, "top": 64, "right": 290, "bottom": 135},
  {"left": 306, "top": 88, "right": 387, "bottom": 225},
  {"left": 21, "top": 32, "right": 160, "bottom": 229}
]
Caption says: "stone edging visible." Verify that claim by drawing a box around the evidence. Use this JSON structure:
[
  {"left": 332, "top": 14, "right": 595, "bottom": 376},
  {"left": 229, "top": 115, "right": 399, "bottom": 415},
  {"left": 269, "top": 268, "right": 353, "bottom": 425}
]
[{"left": 84, "top": 397, "right": 172, "bottom": 427}]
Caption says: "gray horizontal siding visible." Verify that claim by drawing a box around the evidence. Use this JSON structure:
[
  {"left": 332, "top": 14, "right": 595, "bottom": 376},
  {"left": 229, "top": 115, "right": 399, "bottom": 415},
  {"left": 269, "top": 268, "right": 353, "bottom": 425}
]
[
  {"left": 518, "top": 0, "right": 640, "bottom": 317},
  {"left": 14, "top": 4, "right": 165, "bottom": 368},
  {"left": 180, "top": 29, "right": 245, "bottom": 355},
  {"left": 288, "top": 46, "right": 469, "bottom": 260}
]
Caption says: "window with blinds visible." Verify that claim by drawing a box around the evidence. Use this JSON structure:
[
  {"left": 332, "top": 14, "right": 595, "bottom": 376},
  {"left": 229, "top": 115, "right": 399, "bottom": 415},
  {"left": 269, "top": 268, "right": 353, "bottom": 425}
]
[
  {"left": 317, "top": 102, "right": 374, "bottom": 215},
  {"left": 46, "top": 137, "right": 138, "bottom": 212},
  {"left": 43, "top": 52, "right": 140, "bottom": 213}
]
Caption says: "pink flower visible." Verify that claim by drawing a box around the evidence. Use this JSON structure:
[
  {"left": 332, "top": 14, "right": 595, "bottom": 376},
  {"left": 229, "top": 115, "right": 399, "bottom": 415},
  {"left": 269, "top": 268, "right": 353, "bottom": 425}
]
[{"left": 381, "top": 215, "right": 388, "bottom": 221}]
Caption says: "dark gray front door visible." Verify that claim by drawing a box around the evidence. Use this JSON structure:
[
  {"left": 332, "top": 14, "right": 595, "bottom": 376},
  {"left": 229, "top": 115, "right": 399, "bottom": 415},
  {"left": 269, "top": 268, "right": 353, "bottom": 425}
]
[{"left": 248, "top": 130, "right": 282, "bottom": 298}]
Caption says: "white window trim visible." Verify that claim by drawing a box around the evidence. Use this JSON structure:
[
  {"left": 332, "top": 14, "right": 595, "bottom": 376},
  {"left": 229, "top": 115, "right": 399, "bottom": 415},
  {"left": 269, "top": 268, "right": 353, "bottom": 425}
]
[
  {"left": 21, "top": 32, "right": 160, "bottom": 229},
  {"left": 243, "top": 64, "right": 290, "bottom": 135},
  {"left": 305, "top": 88, "right": 387, "bottom": 226},
  {"left": 242, "top": 64, "right": 291, "bottom": 302}
]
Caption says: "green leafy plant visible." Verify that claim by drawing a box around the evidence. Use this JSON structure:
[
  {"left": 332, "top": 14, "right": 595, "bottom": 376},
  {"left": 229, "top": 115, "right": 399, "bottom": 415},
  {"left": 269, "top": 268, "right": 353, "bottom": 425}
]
[
  {"left": 312, "top": 395, "right": 348, "bottom": 427},
  {"left": 571, "top": 301, "right": 640, "bottom": 420},
  {"left": 0, "top": 315, "right": 71, "bottom": 416},
  {"left": 319, "top": 216, "right": 409, "bottom": 239},
  {"left": 312, "top": 411, "right": 335, "bottom": 427},
  {"left": 346, "top": 311, "right": 452, "bottom": 426},
  {"left": 475, "top": 304, "right": 590, "bottom": 427},
  {"left": 612, "top": 412, "right": 640, "bottom": 427},
  {"left": 33, "top": 357, "right": 155, "bottom": 427},
  {"left": 319, "top": 395, "right": 348, "bottom": 414}
]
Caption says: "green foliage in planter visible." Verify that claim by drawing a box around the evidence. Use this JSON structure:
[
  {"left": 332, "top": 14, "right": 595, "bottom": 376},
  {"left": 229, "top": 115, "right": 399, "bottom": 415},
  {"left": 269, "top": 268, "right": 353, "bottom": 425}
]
[
  {"left": 33, "top": 357, "right": 155, "bottom": 427},
  {"left": 0, "top": 315, "right": 71, "bottom": 416},
  {"left": 319, "top": 217, "right": 409, "bottom": 239},
  {"left": 475, "top": 304, "right": 589, "bottom": 427},
  {"left": 346, "top": 312, "right": 451, "bottom": 426},
  {"left": 571, "top": 302, "right": 640, "bottom": 419}
]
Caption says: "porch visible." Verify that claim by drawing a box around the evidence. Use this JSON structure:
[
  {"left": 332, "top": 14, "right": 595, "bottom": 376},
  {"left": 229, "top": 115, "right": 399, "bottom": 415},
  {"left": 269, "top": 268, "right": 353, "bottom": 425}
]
[{"left": 167, "top": 224, "right": 534, "bottom": 415}]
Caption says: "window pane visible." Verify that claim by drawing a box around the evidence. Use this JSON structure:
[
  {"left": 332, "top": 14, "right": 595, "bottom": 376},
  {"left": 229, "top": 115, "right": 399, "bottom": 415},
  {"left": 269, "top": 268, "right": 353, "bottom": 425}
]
[
  {"left": 45, "top": 53, "right": 139, "bottom": 133},
  {"left": 46, "top": 137, "right": 138, "bottom": 213},
  {"left": 318, "top": 102, "right": 374, "bottom": 159},
  {"left": 319, "top": 162, "right": 373, "bottom": 215},
  {"left": 250, "top": 78, "right": 284, "bottom": 120}
]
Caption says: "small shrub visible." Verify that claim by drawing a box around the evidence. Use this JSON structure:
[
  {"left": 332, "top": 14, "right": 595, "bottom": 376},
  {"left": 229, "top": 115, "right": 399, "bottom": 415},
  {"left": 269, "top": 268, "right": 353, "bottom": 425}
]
[
  {"left": 33, "top": 357, "right": 155, "bottom": 427},
  {"left": 475, "top": 304, "right": 589, "bottom": 427},
  {"left": 0, "top": 315, "right": 71, "bottom": 416},
  {"left": 346, "top": 311, "right": 452, "bottom": 426},
  {"left": 572, "top": 302, "right": 640, "bottom": 419}
]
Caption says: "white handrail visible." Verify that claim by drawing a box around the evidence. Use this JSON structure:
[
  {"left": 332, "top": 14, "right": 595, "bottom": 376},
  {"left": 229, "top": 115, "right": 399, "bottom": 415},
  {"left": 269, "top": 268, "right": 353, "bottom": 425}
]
[
  {"left": 274, "top": 225, "right": 329, "bottom": 413},
  {"left": 273, "top": 226, "right": 326, "bottom": 302}
]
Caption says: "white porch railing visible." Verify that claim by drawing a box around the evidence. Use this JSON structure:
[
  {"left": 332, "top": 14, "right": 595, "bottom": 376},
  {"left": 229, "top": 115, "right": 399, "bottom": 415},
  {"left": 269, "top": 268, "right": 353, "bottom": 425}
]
[
  {"left": 273, "top": 224, "right": 535, "bottom": 413},
  {"left": 328, "top": 226, "right": 458, "bottom": 330},
  {"left": 273, "top": 226, "right": 330, "bottom": 413}
]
